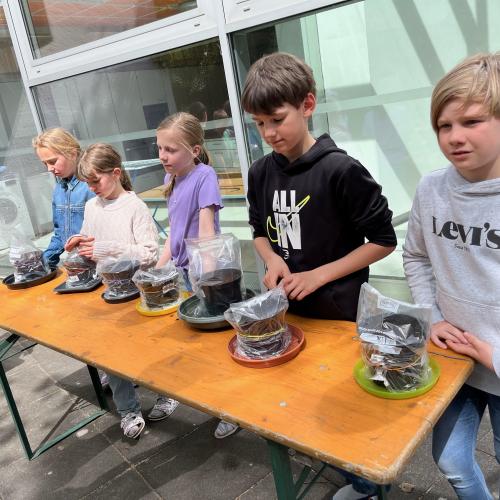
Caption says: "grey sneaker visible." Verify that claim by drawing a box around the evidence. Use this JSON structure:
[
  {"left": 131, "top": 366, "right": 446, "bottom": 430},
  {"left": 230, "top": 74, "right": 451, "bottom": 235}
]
[
  {"left": 214, "top": 420, "right": 238, "bottom": 439},
  {"left": 99, "top": 371, "right": 110, "bottom": 392},
  {"left": 120, "top": 412, "right": 145, "bottom": 439},
  {"left": 147, "top": 396, "right": 179, "bottom": 421}
]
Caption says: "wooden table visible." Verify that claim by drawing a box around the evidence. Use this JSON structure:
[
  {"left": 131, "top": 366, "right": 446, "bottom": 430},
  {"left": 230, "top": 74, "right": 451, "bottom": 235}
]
[{"left": 0, "top": 274, "right": 474, "bottom": 498}]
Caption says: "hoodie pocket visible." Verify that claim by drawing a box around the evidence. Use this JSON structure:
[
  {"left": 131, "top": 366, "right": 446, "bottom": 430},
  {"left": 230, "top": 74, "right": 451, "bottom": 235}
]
[{"left": 436, "top": 287, "right": 500, "bottom": 339}]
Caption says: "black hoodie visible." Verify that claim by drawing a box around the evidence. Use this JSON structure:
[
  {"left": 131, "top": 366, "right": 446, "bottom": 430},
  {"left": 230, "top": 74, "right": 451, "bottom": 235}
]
[{"left": 247, "top": 134, "right": 396, "bottom": 321}]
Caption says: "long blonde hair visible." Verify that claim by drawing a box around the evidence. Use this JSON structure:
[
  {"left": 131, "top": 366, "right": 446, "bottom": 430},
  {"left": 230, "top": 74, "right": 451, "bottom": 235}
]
[
  {"left": 32, "top": 127, "right": 81, "bottom": 159},
  {"left": 77, "top": 143, "right": 133, "bottom": 191},
  {"left": 157, "top": 112, "right": 210, "bottom": 198},
  {"left": 431, "top": 52, "right": 500, "bottom": 132}
]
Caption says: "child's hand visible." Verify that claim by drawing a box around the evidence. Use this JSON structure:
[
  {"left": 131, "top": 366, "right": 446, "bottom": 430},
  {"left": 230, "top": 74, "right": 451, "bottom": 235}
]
[
  {"left": 65, "top": 235, "right": 86, "bottom": 252},
  {"left": 263, "top": 254, "right": 291, "bottom": 289},
  {"left": 446, "top": 332, "right": 494, "bottom": 371},
  {"left": 282, "top": 269, "right": 323, "bottom": 301},
  {"left": 76, "top": 236, "right": 95, "bottom": 259},
  {"left": 430, "top": 320, "right": 469, "bottom": 349}
]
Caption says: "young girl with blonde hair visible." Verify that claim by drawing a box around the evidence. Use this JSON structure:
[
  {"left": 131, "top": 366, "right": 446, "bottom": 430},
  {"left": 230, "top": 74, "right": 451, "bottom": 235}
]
[
  {"left": 32, "top": 128, "right": 94, "bottom": 267},
  {"left": 155, "top": 112, "right": 236, "bottom": 438},
  {"left": 65, "top": 143, "right": 158, "bottom": 438}
]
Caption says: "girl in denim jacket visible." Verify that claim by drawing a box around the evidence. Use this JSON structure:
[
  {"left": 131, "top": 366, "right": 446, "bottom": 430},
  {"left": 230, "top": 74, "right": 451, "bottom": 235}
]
[{"left": 32, "top": 128, "right": 95, "bottom": 268}]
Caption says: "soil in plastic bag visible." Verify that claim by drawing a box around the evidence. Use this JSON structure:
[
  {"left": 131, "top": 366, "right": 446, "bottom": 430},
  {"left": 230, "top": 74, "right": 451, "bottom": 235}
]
[{"left": 200, "top": 268, "right": 242, "bottom": 315}]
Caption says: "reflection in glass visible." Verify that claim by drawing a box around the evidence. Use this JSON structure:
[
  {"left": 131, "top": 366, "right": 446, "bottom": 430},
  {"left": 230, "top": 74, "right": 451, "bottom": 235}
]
[
  {"left": 22, "top": 0, "right": 198, "bottom": 58},
  {"left": 232, "top": 0, "right": 500, "bottom": 283},
  {"left": 0, "top": 6, "right": 52, "bottom": 271},
  {"left": 33, "top": 38, "right": 256, "bottom": 278}
]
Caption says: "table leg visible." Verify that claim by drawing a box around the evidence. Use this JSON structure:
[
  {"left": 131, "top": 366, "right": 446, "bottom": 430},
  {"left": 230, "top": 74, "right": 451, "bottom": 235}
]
[
  {"left": 267, "top": 440, "right": 296, "bottom": 500},
  {"left": 266, "top": 440, "right": 328, "bottom": 500},
  {"left": 0, "top": 337, "right": 108, "bottom": 460}
]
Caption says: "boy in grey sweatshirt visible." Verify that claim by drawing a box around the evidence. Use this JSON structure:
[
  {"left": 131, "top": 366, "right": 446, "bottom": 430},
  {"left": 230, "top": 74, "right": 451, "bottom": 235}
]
[{"left": 403, "top": 52, "right": 500, "bottom": 500}]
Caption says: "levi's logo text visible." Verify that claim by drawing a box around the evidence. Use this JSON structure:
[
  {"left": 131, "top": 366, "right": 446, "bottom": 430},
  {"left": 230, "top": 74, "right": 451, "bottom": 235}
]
[
  {"left": 266, "top": 190, "right": 310, "bottom": 259},
  {"left": 432, "top": 216, "right": 500, "bottom": 249}
]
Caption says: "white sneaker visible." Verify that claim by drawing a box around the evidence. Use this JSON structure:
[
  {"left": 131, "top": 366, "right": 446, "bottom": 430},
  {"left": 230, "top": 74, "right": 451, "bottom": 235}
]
[
  {"left": 99, "top": 371, "right": 110, "bottom": 391},
  {"left": 120, "top": 412, "right": 145, "bottom": 439},
  {"left": 332, "top": 484, "right": 378, "bottom": 500},
  {"left": 214, "top": 420, "right": 238, "bottom": 439},
  {"left": 147, "top": 396, "right": 179, "bottom": 421}
]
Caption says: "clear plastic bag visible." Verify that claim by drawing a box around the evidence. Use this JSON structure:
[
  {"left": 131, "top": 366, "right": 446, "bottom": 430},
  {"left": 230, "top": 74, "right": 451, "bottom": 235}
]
[
  {"left": 9, "top": 232, "right": 49, "bottom": 283},
  {"left": 224, "top": 286, "right": 291, "bottom": 359},
  {"left": 62, "top": 249, "right": 97, "bottom": 287},
  {"left": 186, "top": 233, "right": 245, "bottom": 315},
  {"left": 356, "top": 283, "right": 432, "bottom": 392},
  {"left": 132, "top": 262, "right": 181, "bottom": 311},
  {"left": 96, "top": 256, "right": 140, "bottom": 298}
]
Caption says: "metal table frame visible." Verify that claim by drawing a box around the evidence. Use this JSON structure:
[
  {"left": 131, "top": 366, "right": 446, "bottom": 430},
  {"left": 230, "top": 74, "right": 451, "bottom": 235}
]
[
  {"left": 266, "top": 440, "right": 389, "bottom": 500},
  {"left": 0, "top": 333, "right": 109, "bottom": 460}
]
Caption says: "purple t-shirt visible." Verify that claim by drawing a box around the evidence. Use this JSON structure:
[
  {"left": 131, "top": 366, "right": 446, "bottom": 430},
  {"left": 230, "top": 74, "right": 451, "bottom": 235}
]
[{"left": 166, "top": 163, "right": 222, "bottom": 268}]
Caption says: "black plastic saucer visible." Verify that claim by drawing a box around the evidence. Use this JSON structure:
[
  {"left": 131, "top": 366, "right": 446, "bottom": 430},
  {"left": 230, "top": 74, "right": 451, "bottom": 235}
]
[
  {"left": 177, "top": 289, "right": 255, "bottom": 330},
  {"left": 3, "top": 267, "right": 58, "bottom": 290},
  {"left": 101, "top": 288, "right": 140, "bottom": 304},
  {"left": 54, "top": 277, "right": 102, "bottom": 294}
]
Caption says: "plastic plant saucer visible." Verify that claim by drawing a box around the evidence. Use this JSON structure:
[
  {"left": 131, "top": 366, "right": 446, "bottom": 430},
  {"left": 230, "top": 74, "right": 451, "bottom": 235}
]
[
  {"left": 177, "top": 289, "right": 255, "bottom": 330},
  {"left": 3, "top": 267, "right": 58, "bottom": 290},
  {"left": 101, "top": 289, "right": 140, "bottom": 304},
  {"left": 54, "top": 277, "right": 102, "bottom": 294},
  {"left": 135, "top": 299, "right": 180, "bottom": 316},
  {"left": 228, "top": 324, "right": 305, "bottom": 368},
  {"left": 353, "top": 357, "right": 441, "bottom": 399}
]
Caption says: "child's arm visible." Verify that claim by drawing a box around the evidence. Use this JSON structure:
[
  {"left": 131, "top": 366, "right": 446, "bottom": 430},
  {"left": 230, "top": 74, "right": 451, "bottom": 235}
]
[
  {"left": 402, "top": 183, "right": 469, "bottom": 349},
  {"left": 254, "top": 237, "right": 291, "bottom": 289},
  {"left": 282, "top": 242, "right": 393, "bottom": 300},
  {"left": 199, "top": 206, "right": 216, "bottom": 238},
  {"left": 156, "top": 237, "right": 171, "bottom": 268}
]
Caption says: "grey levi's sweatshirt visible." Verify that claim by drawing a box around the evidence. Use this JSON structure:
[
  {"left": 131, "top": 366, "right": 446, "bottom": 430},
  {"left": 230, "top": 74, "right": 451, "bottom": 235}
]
[{"left": 403, "top": 166, "right": 500, "bottom": 396}]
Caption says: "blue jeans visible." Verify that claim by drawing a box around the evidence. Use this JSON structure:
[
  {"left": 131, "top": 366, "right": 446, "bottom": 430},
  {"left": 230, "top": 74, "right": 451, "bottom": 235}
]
[
  {"left": 107, "top": 374, "right": 141, "bottom": 417},
  {"left": 433, "top": 384, "right": 500, "bottom": 500}
]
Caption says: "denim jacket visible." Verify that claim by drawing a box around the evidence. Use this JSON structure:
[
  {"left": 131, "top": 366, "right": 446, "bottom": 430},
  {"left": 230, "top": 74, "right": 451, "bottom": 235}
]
[{"left": 43, "top": 176, "right": 95, "bottom": 267}]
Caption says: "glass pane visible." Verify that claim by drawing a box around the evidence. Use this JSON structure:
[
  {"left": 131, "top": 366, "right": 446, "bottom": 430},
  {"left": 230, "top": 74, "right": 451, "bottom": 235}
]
[
  {"left": 0, "top": 6, "right": 52, "bottom": 276},
  {"left": 33, "top": 39, "right": 257, "bottom": 284},
  {"left": 22, "top": 0, "right": 198, "bottom": 58},
  {"left": 232, "top": 0, "right": 500, "bottom": 291}
]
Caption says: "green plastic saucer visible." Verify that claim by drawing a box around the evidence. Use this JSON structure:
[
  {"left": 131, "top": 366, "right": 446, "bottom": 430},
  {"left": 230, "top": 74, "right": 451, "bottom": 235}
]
[{"left": 353, "top": 357, "right": 440, "bottom": 399}]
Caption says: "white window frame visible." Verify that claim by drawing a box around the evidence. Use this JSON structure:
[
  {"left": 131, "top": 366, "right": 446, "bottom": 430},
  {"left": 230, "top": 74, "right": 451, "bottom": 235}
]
[
  {"left": 6, "top": 0, "right": 218, "bottom": 85},
  {"left": 222, "top": 0, "right": 345, "bottom": 32}
]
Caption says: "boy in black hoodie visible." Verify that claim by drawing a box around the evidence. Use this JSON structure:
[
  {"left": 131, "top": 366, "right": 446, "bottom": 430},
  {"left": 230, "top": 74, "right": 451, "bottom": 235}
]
[
  {"left": 242, "top": 52, "right": 396, "bottom": 500},
  {"left": 243, "top": 52, "right": 396, "bottom": 322}
]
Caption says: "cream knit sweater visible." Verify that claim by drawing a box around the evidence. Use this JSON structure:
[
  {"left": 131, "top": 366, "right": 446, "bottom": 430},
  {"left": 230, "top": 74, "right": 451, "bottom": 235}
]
[{"left": 77, "top": 191, "right": 158, "bottom": 267}]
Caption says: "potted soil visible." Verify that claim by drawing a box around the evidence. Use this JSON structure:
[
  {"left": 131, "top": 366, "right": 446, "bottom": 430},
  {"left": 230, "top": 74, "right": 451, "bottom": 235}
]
[
  {"left": 11, "top": 249, "right": 49, "bottom": 282},
  {"left": 133, "top": 266, "right": 180, "bottom": 310},
  {"left": 224, "top": 286, "right": 291, "bottom": 359},
  {"left": 360, "top": 313, "right": 430, "bottom": 392},
  {"left": 199, "top": 267, "right": 243, "bottom": 316},
  {"left": 97, "top": 258, "right": 140, "bottom": 298},
  {"left": 62, "top": 251, "right": 96, "bottom": 287}
]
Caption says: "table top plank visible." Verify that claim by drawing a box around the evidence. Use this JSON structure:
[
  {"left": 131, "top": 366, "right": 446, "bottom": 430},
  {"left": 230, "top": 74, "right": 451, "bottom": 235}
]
[{"left": 1, "top": 273, "right": 473, "bottom": 483}]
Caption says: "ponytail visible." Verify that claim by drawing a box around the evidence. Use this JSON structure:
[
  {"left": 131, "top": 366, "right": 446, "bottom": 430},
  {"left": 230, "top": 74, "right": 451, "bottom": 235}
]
[
  {"left": 120, "top": 169, "right": 133, "bottom": 191},
  {"left": 196, "top": 145, "right": 210, "bottom": 166}
]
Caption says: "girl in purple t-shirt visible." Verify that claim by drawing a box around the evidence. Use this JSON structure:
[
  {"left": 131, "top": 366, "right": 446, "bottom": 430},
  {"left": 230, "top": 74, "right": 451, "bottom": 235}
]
[{"left": 154, "top": 112, "right": 237, "bottom": 439}]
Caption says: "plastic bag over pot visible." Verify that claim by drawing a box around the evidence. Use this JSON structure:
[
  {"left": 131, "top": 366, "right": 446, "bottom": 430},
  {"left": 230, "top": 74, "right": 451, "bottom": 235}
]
[
  {"left": 132, "top": 262, "right": 180, "bottom": 311},
  {"left": 96, "top": 255, "right": 140, "bottom": 298},
  {"left": 186, "top": 233, "right": 245, "bottom": 316},
  {"left": 62, "top": 249, "right": 97, "bottom": 287},
  {"left": 356, "top": 282, "right": 432, "bottom": 392},
  {"left": 224, "top": 285, "right": 291, "bottom": 359},
  {"left": 9, "top": 231, "right": 49, "bottom": 283}
]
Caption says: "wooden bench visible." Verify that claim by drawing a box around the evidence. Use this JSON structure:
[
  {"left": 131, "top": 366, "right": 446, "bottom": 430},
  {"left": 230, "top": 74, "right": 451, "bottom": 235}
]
[{"left": 0, "top": 274, "right": 473, "bottom": 498}]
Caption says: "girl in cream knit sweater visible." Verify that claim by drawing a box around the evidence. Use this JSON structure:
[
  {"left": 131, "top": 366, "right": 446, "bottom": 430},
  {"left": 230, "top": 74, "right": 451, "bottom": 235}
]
[{"left": 65, "top": 143, "right": 158, "bottom": 439}]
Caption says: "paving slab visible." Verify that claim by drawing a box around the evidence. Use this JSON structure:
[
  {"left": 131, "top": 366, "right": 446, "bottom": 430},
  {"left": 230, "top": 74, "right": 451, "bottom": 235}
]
[{"left": 136, "top": 423, "right": 272, "bottom": 500}]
